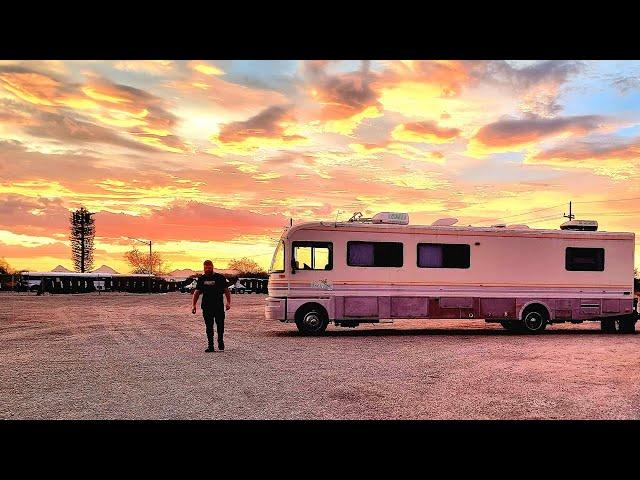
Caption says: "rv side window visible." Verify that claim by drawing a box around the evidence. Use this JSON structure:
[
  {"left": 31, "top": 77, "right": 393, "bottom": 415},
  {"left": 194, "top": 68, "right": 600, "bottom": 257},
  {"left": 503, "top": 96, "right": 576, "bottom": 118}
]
[
  {"left": 566, "top": 247, "right": 604, "bottom": 271},
  {"left": 292, "top": 242, "right": 333, "bottom": 270},
  {"left": 269, "top": 241, "right": 285, "bottom": 273},
  {"left": 347, "top": 241, "right": 403, "bottom": 267},
  {"left": 417, "top": 243, "right": 470, "bottom": 269}
]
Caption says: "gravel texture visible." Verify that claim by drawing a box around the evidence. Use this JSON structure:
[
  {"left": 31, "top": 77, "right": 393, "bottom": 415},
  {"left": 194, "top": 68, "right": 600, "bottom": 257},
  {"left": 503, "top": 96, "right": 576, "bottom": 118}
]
[{"left": 1, "top": 292, "right": 639, "bottom": 419}]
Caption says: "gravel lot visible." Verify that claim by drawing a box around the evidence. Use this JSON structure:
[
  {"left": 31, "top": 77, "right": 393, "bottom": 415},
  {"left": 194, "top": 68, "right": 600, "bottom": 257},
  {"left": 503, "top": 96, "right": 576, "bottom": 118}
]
[{"left": 1, "top": 292, "right": 639, "bottom": 419}]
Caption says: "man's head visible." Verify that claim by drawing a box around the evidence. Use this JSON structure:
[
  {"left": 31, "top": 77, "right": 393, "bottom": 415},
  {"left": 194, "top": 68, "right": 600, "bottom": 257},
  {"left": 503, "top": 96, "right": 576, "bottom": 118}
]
[{"left": 203, "top": 260, "right": 214, "bottom": 275}]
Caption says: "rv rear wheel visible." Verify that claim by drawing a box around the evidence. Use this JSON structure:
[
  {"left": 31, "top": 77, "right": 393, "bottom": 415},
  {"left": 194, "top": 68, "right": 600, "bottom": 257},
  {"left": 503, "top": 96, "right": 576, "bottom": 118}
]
[
  {"left": 618, "top": 317, "right": 636, "bottom": 334},
  {"left": 522, "top": 308, "right": 548, "bottom": 333},
  {"left": 295, "top": 304, "right": 329, "bottom": 336}
]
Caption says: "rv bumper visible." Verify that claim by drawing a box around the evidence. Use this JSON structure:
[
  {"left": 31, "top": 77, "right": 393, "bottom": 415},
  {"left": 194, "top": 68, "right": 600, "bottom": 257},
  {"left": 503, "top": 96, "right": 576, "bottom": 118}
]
[{"left": 265, "top": 296, "right": 286, "bottom": 322}]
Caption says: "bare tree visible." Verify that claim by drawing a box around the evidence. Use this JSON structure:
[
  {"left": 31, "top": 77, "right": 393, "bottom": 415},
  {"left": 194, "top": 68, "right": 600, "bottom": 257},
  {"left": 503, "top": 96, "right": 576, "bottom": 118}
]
[
  {"left": 228, "top": 257, "right": 266, "bottom": 276},
  {"left": 124, "top": 247, "right": 169, "bottom": 275},
  {"left": 69, "top": 207, "right": 95, "bottom": 273},
  {"left": 0, "top": 257, "right": 11, "bottom": 275}
]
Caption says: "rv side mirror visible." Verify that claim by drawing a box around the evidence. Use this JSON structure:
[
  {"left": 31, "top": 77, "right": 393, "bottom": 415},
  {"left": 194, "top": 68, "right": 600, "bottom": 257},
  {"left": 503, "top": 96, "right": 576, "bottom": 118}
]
[{"left": 291, "top": 258, "right": 297, "bottom": 274}]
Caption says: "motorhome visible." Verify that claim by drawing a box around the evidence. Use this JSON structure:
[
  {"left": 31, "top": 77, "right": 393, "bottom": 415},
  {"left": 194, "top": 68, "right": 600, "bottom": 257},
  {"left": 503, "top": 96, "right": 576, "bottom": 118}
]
[{"left": 265, "top": 212, "right": 638, "bottom": 335}]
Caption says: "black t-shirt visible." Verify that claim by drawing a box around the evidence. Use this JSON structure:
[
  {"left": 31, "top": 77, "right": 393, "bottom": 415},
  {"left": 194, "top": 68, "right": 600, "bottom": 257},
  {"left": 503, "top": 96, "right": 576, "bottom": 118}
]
[{"left": 196, "top": 273, "right": 228, "bottom": 310}]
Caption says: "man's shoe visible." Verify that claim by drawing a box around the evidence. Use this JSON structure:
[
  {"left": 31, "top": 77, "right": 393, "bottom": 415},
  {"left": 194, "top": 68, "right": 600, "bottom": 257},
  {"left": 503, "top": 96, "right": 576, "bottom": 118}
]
[
  {"left": 218, "top": 341, "right": 224, "bottom": 351},
  {"left": 205, "top": 346, "right": 215, "bottom": 352}
]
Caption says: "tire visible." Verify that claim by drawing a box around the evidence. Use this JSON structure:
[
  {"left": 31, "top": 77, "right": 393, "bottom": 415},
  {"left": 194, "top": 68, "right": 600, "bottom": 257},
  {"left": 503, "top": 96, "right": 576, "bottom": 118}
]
[
  {"left": 601, "top": 318, "right": 616, "bottom": 333},
  {"left": 618, "top": 317, "right": 636, "bottom": 334},
  {"left": 500, "top": 320, "right": 519, "bottom": 331},
  {"left": 522, "top": 308, "right": 548, "bottom": 333},
  {"left": 295, "top": 305, "right": 329, "bottom": 336}
]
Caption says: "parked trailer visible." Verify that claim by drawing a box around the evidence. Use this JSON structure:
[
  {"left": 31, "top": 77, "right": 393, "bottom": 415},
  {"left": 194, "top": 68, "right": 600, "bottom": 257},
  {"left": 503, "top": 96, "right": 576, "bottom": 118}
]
[{"left": 265, "top": 212, "right": 638, "bottom": 335}]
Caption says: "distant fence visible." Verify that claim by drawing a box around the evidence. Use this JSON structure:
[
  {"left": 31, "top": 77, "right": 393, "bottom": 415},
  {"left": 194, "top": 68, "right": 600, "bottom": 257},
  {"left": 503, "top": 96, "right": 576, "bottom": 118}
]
[
  {"left": 5, "top": 273, "right": 189, "bottom": 294},
  {"left": 2, "top": 273, "right": 270, "bottom": 294}
]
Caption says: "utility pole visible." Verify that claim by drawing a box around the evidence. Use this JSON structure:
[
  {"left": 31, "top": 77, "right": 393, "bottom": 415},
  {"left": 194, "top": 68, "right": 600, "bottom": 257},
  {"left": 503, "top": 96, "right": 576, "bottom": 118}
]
[
  {"left": 127, "top": 237, "right": 153, "bottom": 294},
  {"left": 564, "top": 201, "right": 575, "bottom": 221}
]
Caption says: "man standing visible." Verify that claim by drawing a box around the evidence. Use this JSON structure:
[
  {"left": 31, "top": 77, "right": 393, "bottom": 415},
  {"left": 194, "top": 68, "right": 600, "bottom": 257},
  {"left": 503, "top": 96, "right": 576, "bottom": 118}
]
[{"left": 191, "top": 260, "right": 231, "bottom": 352}]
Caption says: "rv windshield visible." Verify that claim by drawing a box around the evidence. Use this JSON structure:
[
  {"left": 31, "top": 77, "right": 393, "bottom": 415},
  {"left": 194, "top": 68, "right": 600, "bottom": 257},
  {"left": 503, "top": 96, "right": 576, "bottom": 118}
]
[{"left": 269, "top": 240, "right": 285, "bottom": 273}]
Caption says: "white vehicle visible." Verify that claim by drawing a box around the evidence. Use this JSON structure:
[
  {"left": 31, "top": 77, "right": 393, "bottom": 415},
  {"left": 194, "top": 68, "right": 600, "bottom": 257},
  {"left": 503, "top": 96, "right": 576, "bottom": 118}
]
[
  {"left": 228, "top": 280, "right": 246, "bottom": 294},
  {"left": 265, "top": 212, "right": 637, "bottom": 335}
]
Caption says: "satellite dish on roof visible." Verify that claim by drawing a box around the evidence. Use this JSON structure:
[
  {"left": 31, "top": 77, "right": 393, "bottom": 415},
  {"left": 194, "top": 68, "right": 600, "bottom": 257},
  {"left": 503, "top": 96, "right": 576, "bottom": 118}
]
[{"left": 431, "top": 218, "right": 458, "bottom": 226}]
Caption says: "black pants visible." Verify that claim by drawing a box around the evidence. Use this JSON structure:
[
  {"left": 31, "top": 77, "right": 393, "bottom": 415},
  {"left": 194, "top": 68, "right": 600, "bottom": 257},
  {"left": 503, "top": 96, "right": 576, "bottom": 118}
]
[{"left": 203, "top": 308, "right": 225, "bottom": 346}]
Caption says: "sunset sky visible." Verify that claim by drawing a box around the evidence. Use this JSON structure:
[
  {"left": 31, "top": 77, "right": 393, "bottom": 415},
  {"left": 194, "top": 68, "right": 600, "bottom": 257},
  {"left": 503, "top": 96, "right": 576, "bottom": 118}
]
[{"left": 1, "top": 60, "right": 640, "bottom": 273}]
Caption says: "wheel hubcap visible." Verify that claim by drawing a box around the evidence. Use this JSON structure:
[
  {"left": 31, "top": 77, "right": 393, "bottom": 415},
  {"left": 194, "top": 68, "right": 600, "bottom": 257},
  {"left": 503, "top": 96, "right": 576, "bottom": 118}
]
[
  {"left": 303, "top": 312, "right": 321, "bottom": 330},
  {"left": 524, "top": 312, "right": 544, "bottom": 331}
]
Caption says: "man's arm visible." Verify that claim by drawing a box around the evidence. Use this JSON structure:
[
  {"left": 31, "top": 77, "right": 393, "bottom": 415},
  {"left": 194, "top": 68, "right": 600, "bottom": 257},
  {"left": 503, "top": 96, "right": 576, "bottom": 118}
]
[
  {"left": 224, "top": 288, "right": 231, "bottom": 310},
  {"left": 192, "top": 289, "right": 201, "bottom": 313}
]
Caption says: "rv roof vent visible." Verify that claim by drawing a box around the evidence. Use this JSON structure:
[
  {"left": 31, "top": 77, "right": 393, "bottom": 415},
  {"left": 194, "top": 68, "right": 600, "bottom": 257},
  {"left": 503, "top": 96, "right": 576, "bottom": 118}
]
[
  {"left": 507, "top": 224, "right": 530, "bottom": 229},
  {"left": 491, "top": 223, "right": 507, "bottom": 228},
  {"left": 431, "top": 218, "right": 458, "bottom": 226},
  {"left": 560, "top": 219, "right": 598, "bottom": 231},
  {"left": 371, "top": 212, "right": 409, "bottom": 225}
]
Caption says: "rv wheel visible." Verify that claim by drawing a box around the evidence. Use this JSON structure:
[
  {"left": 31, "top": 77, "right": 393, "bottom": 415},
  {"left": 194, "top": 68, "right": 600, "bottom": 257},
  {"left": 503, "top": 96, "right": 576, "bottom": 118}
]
[
  {"left": 618, "top": 317, "right": 636, "bottom": 334},
  {"left": 295, "top": 305, "right": 329, "bottom": 336},
  {"left": 601, "top": 318, "right": 616, "bottom": 333},
  {"left": 500, "top": 321, "right": 519, "bottom": 331},
  {"left": 522, "top": 309, "right": 548, "bottom": 333}
]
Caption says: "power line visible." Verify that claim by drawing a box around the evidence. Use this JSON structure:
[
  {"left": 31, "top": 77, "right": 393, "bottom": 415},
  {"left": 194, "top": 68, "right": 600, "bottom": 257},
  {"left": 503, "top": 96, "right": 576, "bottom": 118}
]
[
  {"left": 485, "top": 194, "right": 640, "bottom": 224},
  {"left": 524, "top": 215, "right": 566, "bottom": 225},
  {"left": 485, "top": 203, "right": 565, "bottom": 222},
  {"left": 574, "top": 196, "right": 640, "bottom": 204}
]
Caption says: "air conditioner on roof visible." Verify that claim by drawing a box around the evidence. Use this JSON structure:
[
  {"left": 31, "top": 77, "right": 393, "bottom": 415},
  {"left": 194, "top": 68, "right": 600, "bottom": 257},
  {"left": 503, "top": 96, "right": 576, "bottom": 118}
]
[
  {"left": 560, "top": 219, "right": 598, "bottom": 231},
  {"left": 431, "top": 218, "right": 458, "bottom": 226},
  {"left": 371, "top": 212, "right": 409, "bottom": 225}
]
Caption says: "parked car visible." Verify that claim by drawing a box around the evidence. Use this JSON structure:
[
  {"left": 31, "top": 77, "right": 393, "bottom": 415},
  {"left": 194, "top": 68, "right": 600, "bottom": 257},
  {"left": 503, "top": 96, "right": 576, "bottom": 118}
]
[
  {"left": 180, "top": 279, "right": 197, "bottom": 293},
  {"left": 228, "top": 280, "right": 246, "bottom": 294}
]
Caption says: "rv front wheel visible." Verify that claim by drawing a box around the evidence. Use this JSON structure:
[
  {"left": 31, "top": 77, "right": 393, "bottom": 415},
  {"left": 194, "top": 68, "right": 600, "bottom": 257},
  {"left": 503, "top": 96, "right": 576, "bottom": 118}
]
[
  {"left": 295, "top": 304, "right": 329, "bottom": 336},
  {"left": 500, "top": 321, "right": 520, "bottom": 331},
  {"left": 601, "top": 318, "right": 616, "bottom": 333},
  {"left": 618, "top": 317, "right": 636, "bottom": 334}
]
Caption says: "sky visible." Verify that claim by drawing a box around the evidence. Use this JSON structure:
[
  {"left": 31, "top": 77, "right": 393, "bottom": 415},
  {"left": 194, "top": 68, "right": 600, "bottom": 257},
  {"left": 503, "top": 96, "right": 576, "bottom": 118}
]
[{"left": 1, "top": 60, "right": 640, "bottom": 273}]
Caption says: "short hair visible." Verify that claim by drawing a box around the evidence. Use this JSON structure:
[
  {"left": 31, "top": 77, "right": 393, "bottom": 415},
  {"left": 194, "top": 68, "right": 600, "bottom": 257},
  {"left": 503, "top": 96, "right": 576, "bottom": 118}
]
[{"left": 203, "top": 260, "right": 213, "bottom": 266}]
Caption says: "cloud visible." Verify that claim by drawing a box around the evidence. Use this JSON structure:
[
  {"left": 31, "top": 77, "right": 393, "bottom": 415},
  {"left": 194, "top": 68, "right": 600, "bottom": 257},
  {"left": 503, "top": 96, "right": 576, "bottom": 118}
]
[
  {"left": 0, "top": 195, "right": 70, "bottom": 237},
  {"left": 525, "top": 136, "right": 640, "bottom": 178},
  {"left": 189, "top": 61, "right": 225, "bottom": 76},
  {"left": 611, "top": 76, "right": 640, "bottom": 94},
  {"left": 301, "top": 60, "right": 384, "bottom": 134},
  {"left": 113, "top": 60, "right": 175, "bottom": 75},
  {"left": 210, "top": 105, "right": 307, "bottom": 154},
  {"left": 0, "top": 66, "right": 189, "bottom": 153},
  {"left": 94, "top": 201, "right": 288, "bottom": 242},
  {"left": 391, "top": 121, "right": 461, "bottom": 144},
  {"left": 305, "top": 60, "right": 380, "bottom": 120},
  {"left": 476, "top": 61, "right": 584, "bottom": 116},
  {"left": 468, "top": 114, "right": 604, "bottom": 156}
]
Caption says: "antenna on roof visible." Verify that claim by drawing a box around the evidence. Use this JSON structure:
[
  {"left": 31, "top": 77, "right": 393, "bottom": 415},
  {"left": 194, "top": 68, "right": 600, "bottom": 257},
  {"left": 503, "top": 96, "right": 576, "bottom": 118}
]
[{"left": 563, "top": 201, "right": 575, "bottom": 221}]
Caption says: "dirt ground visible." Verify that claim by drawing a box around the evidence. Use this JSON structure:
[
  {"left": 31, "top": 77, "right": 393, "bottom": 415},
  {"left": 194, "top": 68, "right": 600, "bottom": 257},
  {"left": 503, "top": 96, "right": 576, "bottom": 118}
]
[{"left": 1, "top": 291, "right": 639, "bottom": 419}]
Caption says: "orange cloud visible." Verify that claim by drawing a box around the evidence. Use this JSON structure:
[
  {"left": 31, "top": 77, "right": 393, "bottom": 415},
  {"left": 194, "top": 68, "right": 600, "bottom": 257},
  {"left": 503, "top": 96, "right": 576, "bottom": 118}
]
[
  {"left": 210, "top": 105, "right": 308, "bottom": 154},
  {"left": 467, "top": 114, "right": 604, "bottom": 156},
  {"left": 189, "top": 61, "right": 225, "bottom": 76},
  {"left": 0, "top": 66, "right": 189, "bottom": 153},
  {"left": 525, "top": 137, "right": 640, "bottom": 179},
  {"left": 391, "top": 121, "right": 461, "bottom": 144}
]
